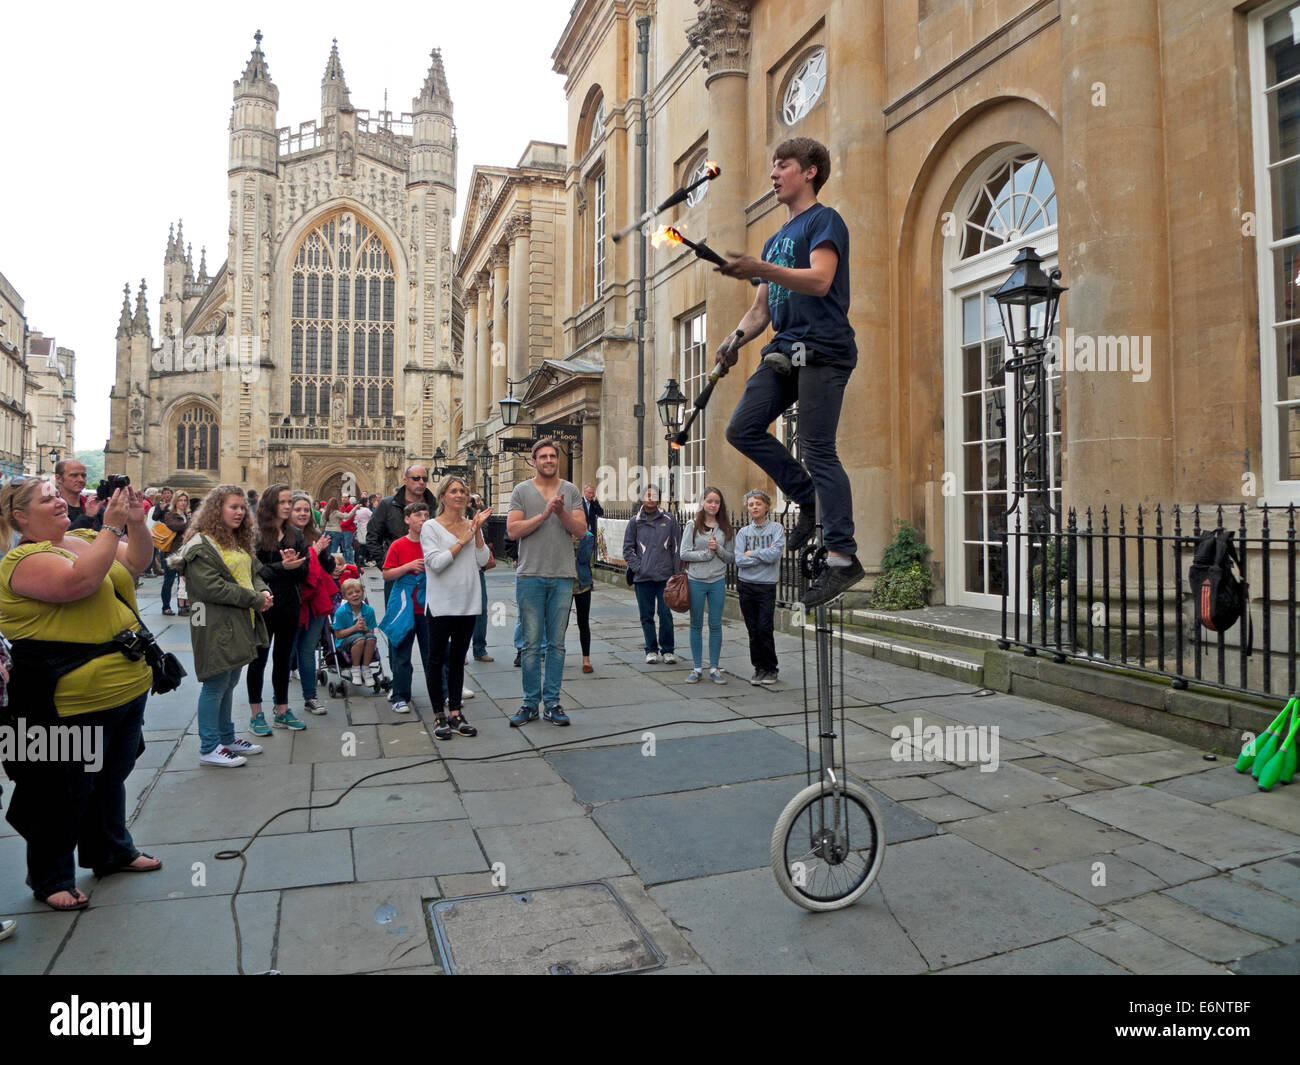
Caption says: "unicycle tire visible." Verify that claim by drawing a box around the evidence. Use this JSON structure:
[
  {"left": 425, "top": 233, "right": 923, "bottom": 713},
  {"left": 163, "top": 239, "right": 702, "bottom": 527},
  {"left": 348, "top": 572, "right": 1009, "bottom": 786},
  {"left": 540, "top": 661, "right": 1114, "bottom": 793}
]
[{"left": 771, "top": 778, "right": 885, "bottom": 912}]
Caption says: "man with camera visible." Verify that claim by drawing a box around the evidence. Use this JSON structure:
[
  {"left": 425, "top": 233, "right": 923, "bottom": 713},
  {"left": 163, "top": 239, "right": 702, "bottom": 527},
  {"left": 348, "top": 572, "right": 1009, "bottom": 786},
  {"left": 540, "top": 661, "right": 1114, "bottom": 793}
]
[{"left": 54, "top": 460, "right": 103, "bottom": 532}]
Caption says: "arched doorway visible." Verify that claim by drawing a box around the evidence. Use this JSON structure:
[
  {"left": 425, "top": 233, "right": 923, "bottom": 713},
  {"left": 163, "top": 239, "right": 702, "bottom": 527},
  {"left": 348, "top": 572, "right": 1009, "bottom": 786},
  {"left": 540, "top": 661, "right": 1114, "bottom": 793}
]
[
  {"left": 317, "top": 471, "right": 361, "bottom": 503},
  {"left": 944, "top": 148, "right": 1061, "bottom": 609}
]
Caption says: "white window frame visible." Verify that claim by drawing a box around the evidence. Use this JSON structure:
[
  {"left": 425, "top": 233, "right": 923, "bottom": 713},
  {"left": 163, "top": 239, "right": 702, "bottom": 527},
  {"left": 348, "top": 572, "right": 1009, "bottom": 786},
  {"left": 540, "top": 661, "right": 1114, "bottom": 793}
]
[
  {"left": 677, "top": 308, "right": 708, "bottom": 506},
  {"left": 1249, "top": 0, "right": 1300, "bottom": 502},
  {"left": 593, "top": 170, "right": 607, "bottom": 299}
]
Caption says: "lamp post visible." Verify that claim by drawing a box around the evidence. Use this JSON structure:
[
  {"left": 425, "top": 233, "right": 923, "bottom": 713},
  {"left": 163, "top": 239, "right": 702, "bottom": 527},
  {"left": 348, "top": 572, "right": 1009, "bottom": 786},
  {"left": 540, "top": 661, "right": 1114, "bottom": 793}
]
[
  {"left": 432, "top": 445, "right": 447, "bottom": 480},
  {"left": 656, "top": 378, "right": 686, "bottom": 508},
  {"left": 476, "top": 439, "right": 494, "bottom": 507},
  {"left": 992, "top": 246, "right": 1066, "bottom": 645},
  {"left": 36, "top": 445, "right": 60, "bottom": 475}
]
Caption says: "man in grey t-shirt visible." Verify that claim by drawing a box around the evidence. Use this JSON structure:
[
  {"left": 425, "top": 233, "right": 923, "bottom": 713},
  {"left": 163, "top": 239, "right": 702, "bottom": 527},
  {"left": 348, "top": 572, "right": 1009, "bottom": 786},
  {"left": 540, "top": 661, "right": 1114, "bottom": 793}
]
[{"left": 506, "top": 439, "right": 587, "bottom": 726}]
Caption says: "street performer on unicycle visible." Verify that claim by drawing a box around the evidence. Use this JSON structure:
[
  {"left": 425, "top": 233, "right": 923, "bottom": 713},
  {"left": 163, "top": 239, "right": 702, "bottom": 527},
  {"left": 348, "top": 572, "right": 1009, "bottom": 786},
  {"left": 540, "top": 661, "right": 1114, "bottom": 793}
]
[{"left": 715, "top": 136, "right": 863, "bottom": 608}]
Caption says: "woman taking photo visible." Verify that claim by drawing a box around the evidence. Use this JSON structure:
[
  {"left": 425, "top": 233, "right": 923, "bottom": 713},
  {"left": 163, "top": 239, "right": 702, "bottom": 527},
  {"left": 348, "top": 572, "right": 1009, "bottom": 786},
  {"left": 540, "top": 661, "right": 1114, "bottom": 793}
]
[
  {"left": 289, "top": 491, "right": 336, "bottom": 715},
  {"left": 0, "top": 478, "right": 158, "bottom": 910},
  {"left": 171, "top": 486, "right": 274, "bottom": 767},
  {"left": 680, "top": 486, "right": 735, "bottom": 684},
  {"left": 158, "top": 490, "right": 191, "bottom": 615},
  {"left": 421, "top": 475, "right": 491, "bottom": 740},
  {"left": 247, "top": 483, "right": 309, "bottom": 735}
]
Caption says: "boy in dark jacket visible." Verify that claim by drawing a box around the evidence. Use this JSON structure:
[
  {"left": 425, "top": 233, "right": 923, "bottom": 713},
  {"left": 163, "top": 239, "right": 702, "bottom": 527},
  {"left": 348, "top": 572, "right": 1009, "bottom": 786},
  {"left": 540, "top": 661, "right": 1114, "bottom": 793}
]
[{"left": 622, "top": 486, "right": 682, "bottom": 664}]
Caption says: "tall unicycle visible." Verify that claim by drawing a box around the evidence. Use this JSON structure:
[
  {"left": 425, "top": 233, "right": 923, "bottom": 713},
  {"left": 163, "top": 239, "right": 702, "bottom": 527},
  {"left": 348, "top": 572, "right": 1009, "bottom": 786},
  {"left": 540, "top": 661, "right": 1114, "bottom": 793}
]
[{"left": 770, "top": 510, "right": 885, "bottom": 911}]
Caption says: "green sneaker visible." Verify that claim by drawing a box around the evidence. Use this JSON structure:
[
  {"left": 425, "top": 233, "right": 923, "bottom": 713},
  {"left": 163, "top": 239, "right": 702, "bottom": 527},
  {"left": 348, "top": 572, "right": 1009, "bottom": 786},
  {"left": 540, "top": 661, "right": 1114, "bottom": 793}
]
[
  {"left": 249, "top": 712, "right": 272, "bottom": 737},
  {"left": 273, "top": 709, "right": 306, "bottom": 731}
]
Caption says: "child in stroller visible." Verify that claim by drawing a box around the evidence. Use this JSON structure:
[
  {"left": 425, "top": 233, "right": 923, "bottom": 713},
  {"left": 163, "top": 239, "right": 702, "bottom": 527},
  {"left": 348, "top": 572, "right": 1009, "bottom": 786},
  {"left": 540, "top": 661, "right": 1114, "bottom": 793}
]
[{"left": 324, "top": 578, "right": 391, "bottom": 695}]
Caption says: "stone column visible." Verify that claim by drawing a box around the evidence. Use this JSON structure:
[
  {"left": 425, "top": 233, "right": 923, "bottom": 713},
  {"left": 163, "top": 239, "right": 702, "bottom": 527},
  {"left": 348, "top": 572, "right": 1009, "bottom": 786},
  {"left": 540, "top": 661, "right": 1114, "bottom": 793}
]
[
  {"left": 686, "top": 0, "right": 757, "bottom": 496},
  {"left": 1059, "top": 0, "right": 1172, "bottom": 507},
  {"left": 462, "top": 282, "right": 478, "bottom": 437},
  {"left": 582, "top": 413, "right": 599, "bottom": 492},
  {"left": 509, "top": 213, "right": 532, "bottom": 385},
  {"left": 475, "top": 270, "right": 491, "bottom": 425},
  {"left": 491, "top": 244, "right": 510, "bottom": 427}
]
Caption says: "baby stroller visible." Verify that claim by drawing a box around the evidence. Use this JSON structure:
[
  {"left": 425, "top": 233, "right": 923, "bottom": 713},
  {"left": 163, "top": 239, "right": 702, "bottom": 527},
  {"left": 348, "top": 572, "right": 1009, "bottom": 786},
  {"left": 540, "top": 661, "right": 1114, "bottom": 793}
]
[{"left": 316, "top": 598, "right": 392, "bottom": 698}]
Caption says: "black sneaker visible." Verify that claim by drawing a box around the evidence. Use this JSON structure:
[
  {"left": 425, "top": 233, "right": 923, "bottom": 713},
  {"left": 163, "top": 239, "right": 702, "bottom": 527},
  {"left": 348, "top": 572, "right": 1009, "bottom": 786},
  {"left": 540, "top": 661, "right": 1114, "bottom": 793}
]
[
  {"left": 433, "top": 715, "right": 453, "bottom": 740},
  {"left": 448, "top": 712, "right": 477, "bottom": 737},
  {"left": 513, "top": 650, "right": 522, "bottom": 668},
  {"left": 802, "top": 556, "right": 866, "bottom": 608},
  {"left": 787, "top": 505, "right": 817, "bottom": 553}
]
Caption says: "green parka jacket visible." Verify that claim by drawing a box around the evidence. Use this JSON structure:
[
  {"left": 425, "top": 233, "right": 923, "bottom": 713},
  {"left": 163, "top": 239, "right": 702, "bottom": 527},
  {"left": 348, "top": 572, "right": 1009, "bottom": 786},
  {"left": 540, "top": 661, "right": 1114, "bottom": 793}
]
[{"left": 169, "top": 534, "right": 270, "bottom": 681}]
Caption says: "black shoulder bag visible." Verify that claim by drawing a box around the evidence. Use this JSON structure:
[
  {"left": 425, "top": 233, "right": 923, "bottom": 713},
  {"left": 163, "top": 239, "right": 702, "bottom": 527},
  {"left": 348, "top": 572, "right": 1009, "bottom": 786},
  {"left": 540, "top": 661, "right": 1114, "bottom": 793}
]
[{"left": 113, "top": 590, "right": 188, "bottom": 694}]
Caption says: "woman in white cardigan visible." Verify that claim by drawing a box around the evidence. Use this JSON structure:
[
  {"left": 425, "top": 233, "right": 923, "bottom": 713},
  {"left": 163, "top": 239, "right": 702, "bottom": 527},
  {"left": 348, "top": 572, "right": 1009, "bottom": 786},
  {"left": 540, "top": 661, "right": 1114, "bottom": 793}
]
[{"left": 422, "top": 475, "right": 492, "bottom": 739}]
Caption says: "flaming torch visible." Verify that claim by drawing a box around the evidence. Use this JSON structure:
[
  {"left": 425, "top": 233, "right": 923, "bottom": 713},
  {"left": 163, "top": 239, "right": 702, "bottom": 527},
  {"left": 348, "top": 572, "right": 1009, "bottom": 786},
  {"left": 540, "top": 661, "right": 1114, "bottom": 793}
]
[
  {"left": 651, "top": 225, "right": 761, "bottom": 286},
  {"left": 669, "top": 330, "right": 745, "bottom": 449},
  {"left": 612, "top": 161, "right": 722, "bottom": 243}
]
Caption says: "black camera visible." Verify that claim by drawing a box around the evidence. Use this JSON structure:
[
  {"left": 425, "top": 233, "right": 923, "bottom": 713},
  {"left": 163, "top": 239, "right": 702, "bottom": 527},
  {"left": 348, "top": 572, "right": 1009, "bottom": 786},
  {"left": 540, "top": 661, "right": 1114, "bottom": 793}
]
[{"left": 95, "top": 474, "right": 131, "bottom": 500}]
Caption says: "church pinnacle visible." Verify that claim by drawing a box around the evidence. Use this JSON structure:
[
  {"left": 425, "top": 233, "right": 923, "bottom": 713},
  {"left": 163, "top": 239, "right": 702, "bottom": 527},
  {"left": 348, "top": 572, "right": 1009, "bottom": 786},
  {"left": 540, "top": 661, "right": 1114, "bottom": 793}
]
[
  {"left": 321, "top": 38, "right": 352, "bottom": 113},
  {"left": 117, "top": 283, "right": 132, "bottom": 337},
  {"left": 240, "top": 29, "right": 273, "bottom": 86},
  {"left": 132, "top": 279, "right": 150, "bottom": 336},
  {"left": 417, "top": 47, "right": 451, "bottom": 109}
]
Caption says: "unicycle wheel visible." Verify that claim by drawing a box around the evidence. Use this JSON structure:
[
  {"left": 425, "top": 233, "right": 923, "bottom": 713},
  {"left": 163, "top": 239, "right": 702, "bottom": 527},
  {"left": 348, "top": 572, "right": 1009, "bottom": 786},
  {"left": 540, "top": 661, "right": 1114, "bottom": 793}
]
[
  {"left": 771, "top": 778, "right": 885, "bottom": 912},
  {"left": 800, "top": 544, "right": 828, "bottom": 583}
]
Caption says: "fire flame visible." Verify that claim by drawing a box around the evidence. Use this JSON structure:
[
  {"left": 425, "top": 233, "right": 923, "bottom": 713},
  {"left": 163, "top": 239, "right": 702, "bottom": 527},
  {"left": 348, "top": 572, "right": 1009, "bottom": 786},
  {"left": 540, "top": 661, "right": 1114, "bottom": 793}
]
[
  {"left": 703, "top": 160, "right": 721, "bottom": 179},
  {"left": 650, "top": 225, "right": 685, "bottom": 250}
]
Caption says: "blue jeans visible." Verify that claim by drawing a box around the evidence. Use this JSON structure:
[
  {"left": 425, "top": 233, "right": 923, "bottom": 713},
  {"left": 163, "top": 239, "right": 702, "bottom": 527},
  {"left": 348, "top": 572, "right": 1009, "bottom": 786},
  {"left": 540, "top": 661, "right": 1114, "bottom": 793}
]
[
  {"left": 688, "top": 577, "right": 726, "bottom": 668},
  {"left": 473, "top": 568, "right": 489, "bottom": 656},
  {"left": 515, "top": 614, "right": 548, "bottom": 655},
  {"left": 517, "top": 576, "right": 571, "bottom": 708},
  {"left": 634, "top": 579, "right": 675, "bottom": 655},
  {"left": 336, "top": 530, "right": 355, "bottom": 564},
  {"left": 198, "top": 667, "right": 243, "bottom": 755},
  {"left": 726, "top": 361, "right": 857, "bottom": 555},
  {"left": 161, "top": 565, "right": 178, "bottom": 610},
  {"left": 388, "top": 612, "right": 430, "bottom": 704},
  {"left": 294, "top": 614, "right": 328, "bottom": 700}
]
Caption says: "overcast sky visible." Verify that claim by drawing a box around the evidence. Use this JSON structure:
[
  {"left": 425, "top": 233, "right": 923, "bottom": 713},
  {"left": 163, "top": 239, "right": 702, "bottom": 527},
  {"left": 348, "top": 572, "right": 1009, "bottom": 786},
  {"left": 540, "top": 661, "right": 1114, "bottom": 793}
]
[{"left": 0, "top": 1, "right": 571, "bottom": 450}]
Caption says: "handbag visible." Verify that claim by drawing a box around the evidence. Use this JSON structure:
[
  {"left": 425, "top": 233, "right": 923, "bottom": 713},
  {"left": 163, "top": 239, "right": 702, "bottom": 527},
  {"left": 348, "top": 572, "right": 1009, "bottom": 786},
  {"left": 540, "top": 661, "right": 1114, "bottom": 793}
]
[
  {"left": 484, "top": 546, "right": 496, "bottom": 571},
  {"left": 113, "top": 590, "right": 188, "bottom": 694},
  {"left": 665, "top": 565, "right": 690, "bottom": 613},
  {"left": 152, "top": 524, "right": 177, "bottom": 552}
]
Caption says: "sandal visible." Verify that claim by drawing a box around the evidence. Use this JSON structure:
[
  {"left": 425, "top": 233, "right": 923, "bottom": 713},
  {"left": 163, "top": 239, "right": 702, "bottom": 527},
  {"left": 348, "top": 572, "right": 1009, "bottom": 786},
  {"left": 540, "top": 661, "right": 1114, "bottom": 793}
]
[
  {"left": 448, "top": 712, "right": 477, "bottom": 737},
  {"left": 94, "top": 852, "right": 162, "bottom": 879},
  {"left": 35, "top": 888, "right": 89, "bottom": 912}
]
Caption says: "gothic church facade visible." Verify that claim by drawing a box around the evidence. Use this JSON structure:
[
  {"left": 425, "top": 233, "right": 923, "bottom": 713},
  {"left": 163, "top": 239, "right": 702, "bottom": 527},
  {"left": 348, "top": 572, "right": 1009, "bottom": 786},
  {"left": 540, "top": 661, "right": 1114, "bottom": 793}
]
[{"left": 106, "top": 34, "right": 461, "bottom": 500}]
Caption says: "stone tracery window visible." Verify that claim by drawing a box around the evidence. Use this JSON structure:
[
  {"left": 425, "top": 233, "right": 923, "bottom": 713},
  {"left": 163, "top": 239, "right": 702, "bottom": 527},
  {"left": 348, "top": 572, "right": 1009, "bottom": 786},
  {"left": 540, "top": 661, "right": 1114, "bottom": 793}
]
[
  {"left": 586, "top": 96, "right": 605, "bottom": 153},
  {"left": 782, "top": 49, "right": 827, "bottom": 125},
  {"left": 290, "top": 210, "right": 395, "bottom": 421},
  {"left": 175, "top": 403, "right": 219, "bottom": 470},
  {"left": 685, "top": 153, "right": 712, "bottom": 208},
  {"left": 961, "top": 153, "right": 1057, "bottom": 259}
]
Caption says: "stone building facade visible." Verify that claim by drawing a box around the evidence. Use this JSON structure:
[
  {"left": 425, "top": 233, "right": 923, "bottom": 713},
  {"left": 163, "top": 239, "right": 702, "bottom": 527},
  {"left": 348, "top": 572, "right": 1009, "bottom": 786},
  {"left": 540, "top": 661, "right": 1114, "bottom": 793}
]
[
  {"left": 454, "top": 142, "right": 569, "bottom": 509},
  {"left": 106, "top": 34, "right": 461, "bottom": 501},
  {"left": 25, "top": 331, "right": 75, "bottom": 473},
  {"left": 551, "top": 0, "right": 1282, "bottom": 608},
  {"left": 0, "top": 272, "right": 29, "bottom": 477}
]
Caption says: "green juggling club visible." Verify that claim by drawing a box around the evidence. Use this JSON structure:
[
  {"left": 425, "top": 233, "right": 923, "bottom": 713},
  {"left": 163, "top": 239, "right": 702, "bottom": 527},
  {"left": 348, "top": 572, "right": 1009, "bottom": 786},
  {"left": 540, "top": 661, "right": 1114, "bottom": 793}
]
[
  {"left": 1258, "top": 707, "right": 1299, "bottom": 791},
  {"left": 1237, "top": 697, "right": 1295, "bottom": 774}
]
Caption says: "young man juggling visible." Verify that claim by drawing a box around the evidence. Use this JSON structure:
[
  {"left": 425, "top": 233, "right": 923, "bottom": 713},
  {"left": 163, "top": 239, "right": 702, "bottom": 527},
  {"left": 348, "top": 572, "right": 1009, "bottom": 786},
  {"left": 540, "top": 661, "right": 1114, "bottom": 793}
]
[{"left": 716, "top": 137, "right": 864, "bottom": 608}]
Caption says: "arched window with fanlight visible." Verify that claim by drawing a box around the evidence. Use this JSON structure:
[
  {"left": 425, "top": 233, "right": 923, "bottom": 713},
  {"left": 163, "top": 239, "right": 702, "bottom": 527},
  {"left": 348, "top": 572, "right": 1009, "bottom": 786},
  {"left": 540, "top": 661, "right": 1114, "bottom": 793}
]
[
  {"left": 175, "top": 403, "right": 219, "bottom": 471},
  {"left": 944, "top": 149, "right": 1061, "bottom": 609},
  {"left": 289, "top": 210, "right": 396, "bottom": 421}
]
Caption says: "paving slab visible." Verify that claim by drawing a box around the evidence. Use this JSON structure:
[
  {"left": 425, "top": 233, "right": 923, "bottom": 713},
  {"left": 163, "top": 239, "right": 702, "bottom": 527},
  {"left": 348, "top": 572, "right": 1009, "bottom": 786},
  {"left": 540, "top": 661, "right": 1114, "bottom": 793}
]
[
  {"left": 1230, "top": 942, "right": 1300, "bottom": 974},
  {"left": 936, "top": 937, "right": 1127, "bottom": 974},
  {"left": 605, "top": 874, "right": 702, "bottom": 970},
  {"left": 1212, "top": 790, "right": 1300, "bottom": 835},
  {"left": 901, "top": 795, "right": 988, "bottom": 822},
  {"left": 459, "top": 783, "right": 588, "bottom": 827},
  {"left": 0, "top": 910, "right": 78, "bottom": 974},
  {"left": 475, "top": 817, "right": 634, "bottom": 886},
  {"left": 649, "top": 867, "right": 927, "bottom": 975},
  {"left": 1026, "top": 723, "right": 1172, "bottom": 762},
  {"left": 872, "top": 775, "right": 948, "bottom": 801},
  {"left": 937, "top": 761, "right": 1082, "bottom": 811},
  {"left": 352, "top": 820, "right": 487, "bottom": 881},
  {"left": 549, "top": 729, "right": 810, "bottom": 802},
  {"left": 903, "top": 693, "right": 1097, "bottom": 740},
  {"left": 1077, "top": 749, "right": 1218, "bottom": 785},
  {"left": 51, "top": 891, "right": 279, "bottom": 974},
  {"left": 311, "top": 754, "right": 448, "bottom": 791},
  {"left": 1037, "top": 856, "right": 1168, "bottom": 905},
  {"left": 1065, "top": 786, "right": 1300, "bottom": 871},
  {"left": 1164, "top": 877, "right": 1300, "bottom": 943},
  {"left": 129, "top": 763, "right": 312, "bottom": 842},
  {"left": 1011, "top": 755, "right": 1131, "bottom": 793},
  {"left": 947, "top": 804, "right": 1138, "bottom": 870},
  {"left": 877, "top": 834, "right": 1105, "bottom": 969},
  {"left": 276, "top": 878, "right": 440, "bottom": 975},
  {"left": 449, "top": 754, "right": 567, "bottom": 792},
  {"left": 1230, "top": 854, "right": 1300, "bottom": 903},
  {"left": 309, "top": 780, "right": 466, "bottom": 830},
  {"left": 1154, "top": 765, "right": 1263, "bottom": 805},
  {"left": 1072, "top": 919, "right": 1229, "bottom": 975},
  {"left": 768, "top": 721, "right": 900, "bottom": 763},
  {"left": 847, "top": 757, "right": 958, "bottom": 781},
  {"left": 1113, "top": 841, "right": 1217, "bottom": 887},
  {"left": 1109, "top": 893, "right": 1274, "bottom": 963},
  {"left": 289, "top": 724, "right": 380, "bottom": 764}
]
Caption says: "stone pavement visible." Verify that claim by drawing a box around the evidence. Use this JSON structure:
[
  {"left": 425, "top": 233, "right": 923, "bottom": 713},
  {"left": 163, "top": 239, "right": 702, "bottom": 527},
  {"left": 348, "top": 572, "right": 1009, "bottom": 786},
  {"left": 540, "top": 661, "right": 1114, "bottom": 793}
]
[{"left": 2, "top": 565, "right": 1299, "bottom": 975}]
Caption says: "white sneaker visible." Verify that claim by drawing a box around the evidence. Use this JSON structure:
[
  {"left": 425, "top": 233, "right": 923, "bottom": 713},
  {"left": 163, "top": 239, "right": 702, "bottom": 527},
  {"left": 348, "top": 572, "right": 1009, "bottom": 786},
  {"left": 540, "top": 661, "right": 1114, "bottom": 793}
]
[
  {"left": 646, "top": 652, "right": 661, "bottom": 664},
  {"left": 351, "top": 668, "right": 364, "bottom": 684},
  {"left": 200, "top": 746, "right": 247, "bottom": 767},
  {"left": 226, "top": 737, "right": 263, "bottom": 755},
  {"left": 462, "top": 687, "right": 474, "bottom": 700},
  {"left": 391, "top": 699, "right": 411, "bottom": 714},
  {"left": 662, "top": 653, "right": 678, "bottom": 664},
  {"left": 290, "top": 670, "right": 299, "bottom": 681},
  {"left": 0, "top": 918, "right": 15, "bottom": 941}
]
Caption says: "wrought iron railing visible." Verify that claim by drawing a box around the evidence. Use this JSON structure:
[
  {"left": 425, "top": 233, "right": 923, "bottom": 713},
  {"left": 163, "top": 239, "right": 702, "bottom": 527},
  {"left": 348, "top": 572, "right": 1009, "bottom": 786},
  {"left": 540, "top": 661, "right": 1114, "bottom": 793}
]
[{"left": 1001, "top": 503, "right": 1298, "bottom": 699}]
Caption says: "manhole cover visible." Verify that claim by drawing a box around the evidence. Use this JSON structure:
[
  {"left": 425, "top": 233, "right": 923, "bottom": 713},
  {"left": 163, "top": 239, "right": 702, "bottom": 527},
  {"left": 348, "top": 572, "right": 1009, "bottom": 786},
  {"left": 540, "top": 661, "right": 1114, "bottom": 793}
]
[{"left": 428, "top": 881, "right": 665, "bottom": 975}]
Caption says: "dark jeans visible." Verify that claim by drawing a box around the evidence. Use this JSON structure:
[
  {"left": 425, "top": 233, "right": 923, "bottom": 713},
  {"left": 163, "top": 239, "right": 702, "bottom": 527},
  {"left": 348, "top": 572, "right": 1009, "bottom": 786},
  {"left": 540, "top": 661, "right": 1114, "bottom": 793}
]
[
  {"left": 3, "top": 691, "right": 148, "bottom": 898},
  {"left": 388, "top": 612, "right": 430, "bottom": 704},
  {"left": 247, "top": 606, "right": 298, "bottom": 706},
  {"left": 161, "top": 565, "right": 178, "bottom": 610},
  {"left": 425, "top": 615, "right": 476, "bottom": 712},
  {"left": 574, "top": 588, "right": 592, "bottom": 657},
  {"left": 738, "top": 580, "right": 778, "bottom": 674},
  {"left": 634, "top": 579, "right": 675, "bottom": 654},
  {"left": 473, "top": 568, "right": 489, "bottom": 657},
  {"left": 726, "top": 361, "right": 857, "bottom": 555}
]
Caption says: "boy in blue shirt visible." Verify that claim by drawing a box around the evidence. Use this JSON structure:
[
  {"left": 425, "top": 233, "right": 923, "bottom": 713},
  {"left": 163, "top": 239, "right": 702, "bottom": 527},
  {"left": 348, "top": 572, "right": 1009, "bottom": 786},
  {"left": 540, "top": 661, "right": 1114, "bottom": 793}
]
[
  {"left": 717, "top": 137, "right": 864, "bottom": 608},
  {"left": 333, "top": 578, "right": 379, "bottom": 686}
]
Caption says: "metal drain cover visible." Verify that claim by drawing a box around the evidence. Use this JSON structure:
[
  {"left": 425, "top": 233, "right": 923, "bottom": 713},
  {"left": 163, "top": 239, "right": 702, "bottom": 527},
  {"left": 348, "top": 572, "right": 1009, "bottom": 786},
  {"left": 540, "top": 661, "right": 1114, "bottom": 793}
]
[{"left": 428, "top": 881, "right": 665, "bottom": 975}]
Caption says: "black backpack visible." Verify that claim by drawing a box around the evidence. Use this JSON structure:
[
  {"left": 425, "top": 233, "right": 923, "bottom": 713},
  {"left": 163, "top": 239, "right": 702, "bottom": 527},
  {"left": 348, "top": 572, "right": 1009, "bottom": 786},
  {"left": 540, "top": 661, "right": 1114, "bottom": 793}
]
[{"left": 1188, "top": 529, "right": 1252, "bottom": 654}]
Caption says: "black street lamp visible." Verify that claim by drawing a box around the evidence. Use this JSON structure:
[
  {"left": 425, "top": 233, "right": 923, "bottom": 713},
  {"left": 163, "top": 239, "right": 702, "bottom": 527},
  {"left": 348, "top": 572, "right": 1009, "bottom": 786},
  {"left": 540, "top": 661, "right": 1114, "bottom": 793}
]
[
  {"left": 36, "top": 445, "right": 60, "bottom": 475},
  {"left": 476, "top": 439, "right": 494, "bottom": 504},
  {"left": 657, "top": 378, "right": 686, "bottom": 507},
  {"left": 432, "top": 445, "right": 447, "bottom": 479},
  {"left": 499, "top": 365, "right": 560, "bottom": 428}
]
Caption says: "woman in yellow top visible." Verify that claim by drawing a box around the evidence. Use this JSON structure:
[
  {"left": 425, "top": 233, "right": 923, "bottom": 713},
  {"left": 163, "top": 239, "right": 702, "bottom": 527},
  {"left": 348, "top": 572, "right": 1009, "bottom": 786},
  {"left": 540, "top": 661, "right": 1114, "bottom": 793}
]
[{"left": 0, "top": 477, "right": 158, "bottom": 911}]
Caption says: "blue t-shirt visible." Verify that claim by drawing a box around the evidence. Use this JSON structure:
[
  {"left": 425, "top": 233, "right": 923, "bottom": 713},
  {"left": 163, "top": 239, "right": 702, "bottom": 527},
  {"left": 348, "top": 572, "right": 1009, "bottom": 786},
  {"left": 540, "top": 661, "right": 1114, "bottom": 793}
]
[
  {"left": 333, "top": 600, "right": 377, "bottom": 634},
  {"left": 762, "top": 203, "right": 856, "bottom": 367}
]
